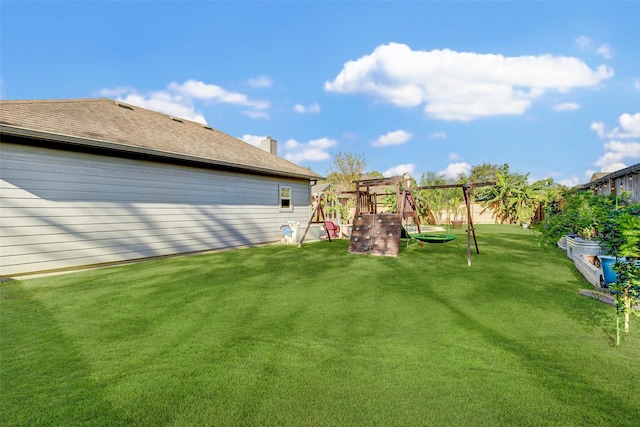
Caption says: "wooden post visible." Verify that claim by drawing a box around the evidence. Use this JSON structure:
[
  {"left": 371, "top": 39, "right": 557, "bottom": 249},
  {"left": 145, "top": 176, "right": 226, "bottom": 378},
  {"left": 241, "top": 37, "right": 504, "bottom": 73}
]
[
  {"left": 298, "top": 196, "right": 331, "bottom": 248},
  {"left": 462, "top": 184, "right": 476, "bottom": 266}
]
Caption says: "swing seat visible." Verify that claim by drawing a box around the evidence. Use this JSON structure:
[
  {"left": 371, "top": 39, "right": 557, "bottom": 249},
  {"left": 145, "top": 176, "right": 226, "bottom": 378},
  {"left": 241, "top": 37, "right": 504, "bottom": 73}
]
[
  {"left": 324, "top": 221, "right": 339, "bottom": 237},
  {"left": 411, "top": 233, "right": 457, "bottom": 244}
]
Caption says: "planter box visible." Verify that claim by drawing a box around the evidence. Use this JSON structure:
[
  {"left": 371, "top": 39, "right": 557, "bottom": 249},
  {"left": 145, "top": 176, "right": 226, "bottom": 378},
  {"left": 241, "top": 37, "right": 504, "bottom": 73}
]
[
  {"left": 557, "top": 235, "right": 568, "bottom": 251},
  {"left": 285, "top": 224, "right": 322, "bottom": 244},
  {"left": 566, "top": 236, "right": 602, "bottom": 260},
  {"left": 573, "top": 254, "right": 604, "bottom": 288}
]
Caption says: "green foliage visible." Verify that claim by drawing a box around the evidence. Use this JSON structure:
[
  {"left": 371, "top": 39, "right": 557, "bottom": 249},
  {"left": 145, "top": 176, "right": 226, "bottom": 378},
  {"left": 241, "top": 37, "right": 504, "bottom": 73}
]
[
  {"left": 323, "top": 188, "right": 355, "bottom": 223},
  {"left": 416, "top": 172, "right": 447, "bottom": 224},
  {"left": 598, "top": 200, "right": 640, "bottom": 255},
  {"left": 323, "top": 152, "right": 368, "bottom": 222},
  {"left": 601, "top": 205, "right": 640, "bottom": 341},
  {"left": 464, "top": 163, "right": 502, "bottom": 199},
  {"left": 537, "top": 190, "right": 616, "bottom": 247},
  {"left": 611, "top": 258, "right": 640, "bottom": 343},
  {"left": 325, "top": 152, "right": 367, "bottom": 192},
  {"left": 478, "top": 164, "right": 560, "bottom": 225},
  {"left": 412, "top": 172, "right": 464, "bottom": 224},
  {"left": 467, "top": 162, "right": 502, "bottom": 183},
  {"left": 615, "top": 210, "right": 640, "bottom": 258}
]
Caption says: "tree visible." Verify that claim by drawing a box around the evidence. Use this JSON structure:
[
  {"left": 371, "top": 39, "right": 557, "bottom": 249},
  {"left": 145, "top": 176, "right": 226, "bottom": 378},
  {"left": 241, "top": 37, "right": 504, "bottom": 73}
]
[
  {"left": 323, "top": 152, "right": 367, "bottom": 223},
  {"left": 415, "top": 172, "right": 448, "bottom": 225},
  {"left": 325, "top": 152, "right": 367, "bottom": 192},
  {"left": 468, "top": 163, "right": 502, "bottom": 183},
  {"left": 465, "top": 163, "right": 502, "bottom": 198},
  {"left": 477, "top": 164, "right": 532, "bottom": 224}
]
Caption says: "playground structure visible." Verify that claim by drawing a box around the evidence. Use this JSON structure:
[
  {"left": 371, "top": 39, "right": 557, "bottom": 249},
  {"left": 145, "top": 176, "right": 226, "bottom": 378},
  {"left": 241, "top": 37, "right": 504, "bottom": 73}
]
[
  {"left": 348, "top": 176, "right": 420, "bottom": 257},
  {"left": 299, "top": 176, "right": 495, "bottom": 265}
]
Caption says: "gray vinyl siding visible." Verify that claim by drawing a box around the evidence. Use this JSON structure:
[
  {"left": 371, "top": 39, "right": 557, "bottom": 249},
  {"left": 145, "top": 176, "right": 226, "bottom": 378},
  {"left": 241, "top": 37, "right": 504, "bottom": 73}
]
[{"left": 0, "top": 143, "right": 312, "bottom": 276}]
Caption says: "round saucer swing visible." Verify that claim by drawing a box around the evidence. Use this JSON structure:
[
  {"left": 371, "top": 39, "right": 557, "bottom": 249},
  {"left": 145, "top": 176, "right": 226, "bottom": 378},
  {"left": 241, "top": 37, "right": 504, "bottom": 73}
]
[
  {"left": 411, "top": 232, "right": 457, "bottom": 244},
  {"left": 411, "top": 222, "right": 457, "bottom": 244}
]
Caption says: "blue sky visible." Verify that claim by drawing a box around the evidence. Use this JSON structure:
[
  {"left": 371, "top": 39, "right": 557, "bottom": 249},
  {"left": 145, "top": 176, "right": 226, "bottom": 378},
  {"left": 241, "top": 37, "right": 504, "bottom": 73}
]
[{"left": 2, "top": 1, "right": 639, "bottom": 186}]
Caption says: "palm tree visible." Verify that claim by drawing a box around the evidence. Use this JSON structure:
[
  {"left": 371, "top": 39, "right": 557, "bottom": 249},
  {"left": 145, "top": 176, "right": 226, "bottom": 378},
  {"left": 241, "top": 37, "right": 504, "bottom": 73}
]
[{"left": 479, "top": 165, "right": 533, "bottom": 224}]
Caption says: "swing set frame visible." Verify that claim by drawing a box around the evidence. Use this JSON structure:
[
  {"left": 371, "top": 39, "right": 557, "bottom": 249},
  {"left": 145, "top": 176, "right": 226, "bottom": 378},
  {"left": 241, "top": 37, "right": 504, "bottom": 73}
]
[
  {"left": 299, "top": 176, "right": 495, "bottom": 266},
  {"left": 408, "top": 181, "right": 495, "bottom": 266}
]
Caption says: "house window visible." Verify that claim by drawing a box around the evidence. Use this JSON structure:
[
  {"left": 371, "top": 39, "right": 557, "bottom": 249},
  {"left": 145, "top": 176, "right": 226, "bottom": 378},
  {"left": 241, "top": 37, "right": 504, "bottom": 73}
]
[{"left": 280, "top": 186, "right": 292, "bottom": 210}]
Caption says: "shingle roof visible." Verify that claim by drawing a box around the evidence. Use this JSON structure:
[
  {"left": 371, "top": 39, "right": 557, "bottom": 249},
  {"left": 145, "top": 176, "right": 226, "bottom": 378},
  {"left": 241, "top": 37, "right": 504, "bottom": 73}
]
[{"left": 0, "top": 98, "right": 322, "bottom": 180}]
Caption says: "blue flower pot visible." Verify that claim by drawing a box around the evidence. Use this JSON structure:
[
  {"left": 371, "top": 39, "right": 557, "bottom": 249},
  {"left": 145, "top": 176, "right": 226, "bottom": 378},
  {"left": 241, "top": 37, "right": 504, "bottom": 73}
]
[{"left": 599, "top": 255, "right": 618, "bottom": 287}]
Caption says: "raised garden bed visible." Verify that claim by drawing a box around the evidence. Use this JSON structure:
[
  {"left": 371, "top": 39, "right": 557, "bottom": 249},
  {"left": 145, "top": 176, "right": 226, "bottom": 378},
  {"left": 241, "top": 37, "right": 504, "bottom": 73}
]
[
  {"left": 566, "top": 235, "right": 602, "bottom": 260},
  {"left": 573, "top": 254, "right": 604, "bottom": 288},
  {"left": 557, "top": 235, "right": 568, "bottom": 251}
]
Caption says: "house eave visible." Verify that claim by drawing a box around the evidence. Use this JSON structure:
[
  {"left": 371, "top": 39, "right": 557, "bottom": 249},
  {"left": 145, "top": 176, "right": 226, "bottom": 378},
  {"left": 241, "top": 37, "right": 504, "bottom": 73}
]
[
  {"left": 1, "top": 124, "right": 324, "bottom": 181},
  {"left": 575, "top": 163, "right": 640, "bottom": 190}
]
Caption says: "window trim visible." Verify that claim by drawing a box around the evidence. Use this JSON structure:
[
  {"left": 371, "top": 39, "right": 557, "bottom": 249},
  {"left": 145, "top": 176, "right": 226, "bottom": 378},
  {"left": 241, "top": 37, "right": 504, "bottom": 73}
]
[{"left": 279, "top": 185, "right": 292, "bottom": 210}]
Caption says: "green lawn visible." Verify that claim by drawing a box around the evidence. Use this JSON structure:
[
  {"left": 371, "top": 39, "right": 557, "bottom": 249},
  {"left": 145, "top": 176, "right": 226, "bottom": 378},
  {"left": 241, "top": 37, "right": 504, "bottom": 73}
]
[{"left": 2, "top": 225, "right": 639, "bottom": 426}]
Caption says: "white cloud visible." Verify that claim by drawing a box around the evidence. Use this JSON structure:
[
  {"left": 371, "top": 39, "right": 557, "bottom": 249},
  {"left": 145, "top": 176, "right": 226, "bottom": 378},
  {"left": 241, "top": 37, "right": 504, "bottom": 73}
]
[
  {"left": 591, "top": 112, "right": 640, "bottom": 172},
  {"left": 635, "top": 79, "right": 640, "bottom": 90},
  {"left": 293, "top": 103, "right": 320, "bottom": 113},
  {"left": 448, "top": 152, "right": 459, "bottom": 161},
  {"left": 558, "top": 175, "right": 582, "bottom": 187},
  {"left": 95, "top": 79, "right": 270, "bottom": 124},
  {"left": 383, "top": 164, "right": 415, "bottom": 177},
  {"left": 438, "top": 162, "right": 472, "bottom": 179},
  {"left": 242, "top": 110, "right": 270, "bottom": 119},
  {"left": 240, "top": 134, "right": 265, "bottom": 148},
  {"left": 575, "top": 35, "right": 593, "bottom": 50},
  {"left": 325, "top": 42, "right": 613, "bottom": 121},
  {"left": 104, "top": 91, "right": 208, "bottom": 124},
  {"left": 372, "top": 129, "right": 412, "bottom": 147},
  {"left": 94, "top": 86, "right": 136, "bottom": 98},
  {"left": 594, "top": 141, "right": 640, "bottom": 172},
  {"left": 553, "top": 102, "right": 580, "bottom": 112},
  {"left": 168, "top": 80, "right": 269, "bottom": 110},
  {"left": 429, "top": 131, "right": 447, "bottom": 139},
  {"left": 619, "top": 113, "right": 640, "bottom": 137},
  {"left": 282, "top": 137, "right": 337, "bottom": 163},
  {"left": 590, "top": 122, "right": 606, "bottom": 138},
  {"left": 591, "top": 112, "right": 640, "bottom": 139},
  {"left": 247, "top": 75, "right": 272, "bottom": 88},
  {"left": 576, "top": 35, "right": 613, "bottom": 59},
  {"left": 596, "top": 44, "right": 613, "bottom": 59}
]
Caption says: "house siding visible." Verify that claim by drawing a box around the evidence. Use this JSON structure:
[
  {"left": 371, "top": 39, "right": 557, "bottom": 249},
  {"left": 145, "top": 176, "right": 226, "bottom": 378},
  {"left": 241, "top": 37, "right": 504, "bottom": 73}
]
[
  {"left": 1, "top": 143, "right": 312, "bottom": 276},
  {"left": 615, "top": 172, "right": 640, "bottom": 202},
  {"left": 581, "top": 164, "right": 640, "bottom": 203}
]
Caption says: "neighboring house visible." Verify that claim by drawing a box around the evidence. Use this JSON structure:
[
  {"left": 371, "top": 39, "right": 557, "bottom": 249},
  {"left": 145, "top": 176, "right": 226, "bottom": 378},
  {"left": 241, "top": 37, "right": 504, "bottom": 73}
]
[
  {"left": 577, "top": 163, "right": 640, "bottom": 203},
  {"left": 0, "top": 98, "right": 323, "bottom": 277}
]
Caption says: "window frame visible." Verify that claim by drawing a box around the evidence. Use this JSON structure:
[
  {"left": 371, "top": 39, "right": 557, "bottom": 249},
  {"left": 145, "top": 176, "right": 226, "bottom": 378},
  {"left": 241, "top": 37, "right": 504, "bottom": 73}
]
[{"left": 279, "top": 185, "right": 292, "bottom": 210}]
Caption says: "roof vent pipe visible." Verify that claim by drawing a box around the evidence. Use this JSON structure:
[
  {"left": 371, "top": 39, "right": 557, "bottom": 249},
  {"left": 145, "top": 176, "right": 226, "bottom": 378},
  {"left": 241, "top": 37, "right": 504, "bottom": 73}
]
[{"left": 261, "top": 136, "right": 278, "bottom": 156}]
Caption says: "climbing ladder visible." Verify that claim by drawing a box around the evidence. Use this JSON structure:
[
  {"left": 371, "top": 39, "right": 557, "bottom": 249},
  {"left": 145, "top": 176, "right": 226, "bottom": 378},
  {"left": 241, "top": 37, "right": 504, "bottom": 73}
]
[
  {"left": 348, "top": 213, "right": 402, "bottom": 257},
  {"left": 347, "top": 176, "right": 420, "bottom": 257}
]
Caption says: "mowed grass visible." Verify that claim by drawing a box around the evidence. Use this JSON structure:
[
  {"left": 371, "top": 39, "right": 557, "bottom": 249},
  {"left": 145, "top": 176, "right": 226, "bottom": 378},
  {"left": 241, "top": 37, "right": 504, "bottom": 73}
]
[{"left": 2, "top": 225, "right": 639, "bottom": 426}]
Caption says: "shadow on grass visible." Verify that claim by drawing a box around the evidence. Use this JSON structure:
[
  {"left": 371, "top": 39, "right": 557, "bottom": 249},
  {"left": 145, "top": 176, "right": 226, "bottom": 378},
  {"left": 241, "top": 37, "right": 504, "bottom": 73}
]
[
  {"left": 410, "top": 281, "right": 640, "bottom": 423},
  {"left": 0, "top": 283, "right": 134, "bottom": 426},
  {"left": 561, "top": 268, "right": 623, "bottom": 347}
]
